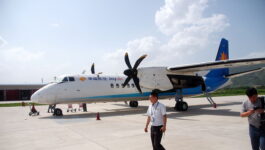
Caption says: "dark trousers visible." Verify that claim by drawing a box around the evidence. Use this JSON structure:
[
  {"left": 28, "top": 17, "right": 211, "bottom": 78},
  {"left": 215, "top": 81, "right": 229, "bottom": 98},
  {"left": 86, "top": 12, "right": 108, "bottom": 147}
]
[
  {"left": 151, "top": 126, "right": 165, "bottom": 150},
  {"left": 249, "top": 125, "right": 265, "bottom": 150}
]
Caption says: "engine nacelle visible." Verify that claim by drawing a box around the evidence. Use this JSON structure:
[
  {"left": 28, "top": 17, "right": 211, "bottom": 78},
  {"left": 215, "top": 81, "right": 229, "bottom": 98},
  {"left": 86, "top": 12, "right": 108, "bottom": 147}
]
[
  {"left": 137, "top": 67, "right": 173, "bottom": 91},
  {"left": 137, "top": 67, "right": 206, "bottom": 91}
]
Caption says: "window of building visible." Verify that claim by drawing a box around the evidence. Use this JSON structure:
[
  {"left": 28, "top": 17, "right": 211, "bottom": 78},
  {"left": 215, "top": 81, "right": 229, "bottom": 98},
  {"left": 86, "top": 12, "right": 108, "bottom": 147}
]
[
  {"left": 127, "top": 84, "right": 130, "bottom": 88},
  {"left": 110, "top": 83, "right": 114, "bottom": 88},
  {"left": 116, "top": 84, "right": 119, "bottom": 88}
]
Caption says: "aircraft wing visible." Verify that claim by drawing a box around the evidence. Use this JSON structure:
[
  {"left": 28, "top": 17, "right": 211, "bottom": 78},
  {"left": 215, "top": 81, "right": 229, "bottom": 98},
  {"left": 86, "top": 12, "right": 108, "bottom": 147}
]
[
  {"left": 168, "top": 57, "right": 265, "bottom": 74},
  {"left": 225, "top": 67, "right": 265, "bottom": 78}
]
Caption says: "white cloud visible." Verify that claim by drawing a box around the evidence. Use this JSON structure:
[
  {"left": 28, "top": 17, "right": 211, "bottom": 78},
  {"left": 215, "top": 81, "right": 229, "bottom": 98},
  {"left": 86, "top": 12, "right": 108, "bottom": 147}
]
[
  {"left": 50, "top": 23, "right": 60, "bottom": 28},
  {"left": 104, "top": 36, "right": 160, "bottom": 61},
  {"left": 102, "top": 36, "right": 160, "bottom": 73},
  {"left": 0, "top": 36, "right": 8, "bottom": 48},
  {"left": 246, "top": 52, "right": 265, "bottom": 58},
  {"left": 104, "top": 0, "right": 229, "bottom": 72},
  {"left": 2, "top": 47, "right": 45, "bottom": 62},
  {"left": 155, "top": 0, "right": 208, "bottom": 35},
  {"left": 156, "top": 0, "right": 229, "bottom": 57}
]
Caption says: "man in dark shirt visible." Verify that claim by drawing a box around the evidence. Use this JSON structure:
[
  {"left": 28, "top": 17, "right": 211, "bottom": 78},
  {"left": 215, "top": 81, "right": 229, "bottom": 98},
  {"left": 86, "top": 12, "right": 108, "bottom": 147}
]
[{"left": 240, "top": 87, "right": 265, "bottom": 150}]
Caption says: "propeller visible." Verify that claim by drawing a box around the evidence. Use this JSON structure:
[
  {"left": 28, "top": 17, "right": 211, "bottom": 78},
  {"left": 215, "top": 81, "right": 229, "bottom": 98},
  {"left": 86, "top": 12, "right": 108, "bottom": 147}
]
[
  {"left": 91, "top": 63, "right": 95, "bottom": 74},
  {"left": 122, "top": 52, "right": 147, "bottom": 93}
]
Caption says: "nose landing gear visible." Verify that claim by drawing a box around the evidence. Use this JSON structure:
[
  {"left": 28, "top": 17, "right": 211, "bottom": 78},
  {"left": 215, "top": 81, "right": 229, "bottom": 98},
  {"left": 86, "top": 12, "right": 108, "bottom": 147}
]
[{"left": 53, "top": 108, "right": 63, "bottom": 116}]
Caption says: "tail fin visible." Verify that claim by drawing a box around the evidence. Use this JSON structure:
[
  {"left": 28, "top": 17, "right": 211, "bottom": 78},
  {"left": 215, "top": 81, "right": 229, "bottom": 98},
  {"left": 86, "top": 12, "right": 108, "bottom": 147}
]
[
  {"left": 215, "top": 38, "right": 229, "bottom": 61},
  {"left": 207, "top": 38, "right": 229, "bottom": 77}
]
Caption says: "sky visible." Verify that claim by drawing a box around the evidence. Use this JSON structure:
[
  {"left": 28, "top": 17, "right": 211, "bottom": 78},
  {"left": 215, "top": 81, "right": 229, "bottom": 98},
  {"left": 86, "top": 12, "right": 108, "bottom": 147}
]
[{"left": 0, "top": 0, "right": 264, "bottom": 84}]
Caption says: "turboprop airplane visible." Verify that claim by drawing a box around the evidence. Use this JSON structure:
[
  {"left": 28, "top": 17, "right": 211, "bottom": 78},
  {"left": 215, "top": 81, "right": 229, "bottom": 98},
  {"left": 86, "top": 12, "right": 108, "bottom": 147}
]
[{"left": 31, "top": 38, "right": 265, "bottom": 116}]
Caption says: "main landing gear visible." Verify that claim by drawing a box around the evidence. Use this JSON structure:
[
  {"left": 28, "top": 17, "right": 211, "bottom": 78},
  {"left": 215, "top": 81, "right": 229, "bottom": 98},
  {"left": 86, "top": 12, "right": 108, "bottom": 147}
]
[
  {"left": 47, "top": 104, "right": 63, "bottom": 116},
  {"left": 204, "top": 92, "right": 217, "bottom": 108},
  {"left": 174, "top": 89, "right": 217, "bottom": 111},
  {"left": 129, "top": 101, "right": 138, "bottom": 107},
  {"left": 53, "top": 108, "right": 63, "bottom": 116},
  {"left": 174, "top": 89, "right": 188, "bottom": 111}
]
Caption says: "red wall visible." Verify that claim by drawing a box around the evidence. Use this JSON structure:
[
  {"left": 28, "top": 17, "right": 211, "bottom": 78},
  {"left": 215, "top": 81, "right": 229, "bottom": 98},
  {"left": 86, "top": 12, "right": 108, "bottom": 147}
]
[{"left": 6, "top": 90, "right": 20, "bottom": 100}]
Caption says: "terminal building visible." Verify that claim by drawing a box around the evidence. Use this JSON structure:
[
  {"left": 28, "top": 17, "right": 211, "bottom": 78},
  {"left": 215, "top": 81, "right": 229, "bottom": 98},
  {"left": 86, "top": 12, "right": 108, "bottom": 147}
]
[{"left": 0, "top": 84, "right": 45, "bottom": 101}]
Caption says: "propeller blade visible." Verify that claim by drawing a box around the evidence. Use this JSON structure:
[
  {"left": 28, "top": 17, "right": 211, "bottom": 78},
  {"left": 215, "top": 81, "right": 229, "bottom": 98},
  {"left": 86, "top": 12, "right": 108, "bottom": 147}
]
[
  {"left": 91, "top": 63, "right": 95, "bottom": 74},
  {"left": 133, "top": 54, "right": 147, "bottom": 69},
  {"left": 123, "top": 53, "right": 146, "bottom": 94},
  {"left": 133, "top": 77, "right": 142, "bottom": 93},
  {"left": 122, "top": 77, "right": 132, "bottom": 88},
  {"left": 125, "top": 52, "right": 132, "bottom": 69}
]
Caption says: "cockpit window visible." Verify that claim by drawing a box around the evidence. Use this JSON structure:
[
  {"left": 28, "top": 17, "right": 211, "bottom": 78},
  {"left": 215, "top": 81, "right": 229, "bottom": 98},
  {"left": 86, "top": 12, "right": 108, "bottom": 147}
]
[
  {"left": 60, "top": 76, "right": 75, "bottom": 83},
  {"left": 69, "top": 77, "right": 75, "bottom": 81},
  {"left": 62, "top": 77, "right": 68, "bottom": 82}
]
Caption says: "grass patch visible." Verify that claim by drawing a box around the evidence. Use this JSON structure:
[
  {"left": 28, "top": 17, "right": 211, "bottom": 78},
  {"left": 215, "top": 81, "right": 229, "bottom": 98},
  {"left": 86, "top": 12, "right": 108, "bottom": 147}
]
[
  {"left": 0, "top": 102, "right": 46, "bottom": 107},
  {"left": 196, "top": 87, "right": 265, "bottom": 97}
]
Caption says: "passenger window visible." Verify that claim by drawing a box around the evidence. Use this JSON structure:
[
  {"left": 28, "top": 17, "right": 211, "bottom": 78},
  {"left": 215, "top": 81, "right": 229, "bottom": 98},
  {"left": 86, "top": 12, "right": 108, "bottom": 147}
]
[
  {"left": 62, "top": 77, "right": 68, "bottom": 82},
  {"left": 127, "top": 84, "right": 130, "bottom": 88},
  {"left": 131, "top": 84, "right": 135, "bottom": 88},
  {"left": 69, "top": 77, "right": 75, "bottom": 81},
  {"left": 116, "top": 84, "right": 119, "bottom": 88},
  {"left": 110, "top": 83, "right": 114, "bottom": 88}
]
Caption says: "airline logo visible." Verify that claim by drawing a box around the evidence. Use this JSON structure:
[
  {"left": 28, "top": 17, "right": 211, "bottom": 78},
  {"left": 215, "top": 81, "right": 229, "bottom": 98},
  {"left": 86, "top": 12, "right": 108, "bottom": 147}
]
[
  {"left": 79, "top": 77, "right": 86, "bottom": 81},
  {"left": 220, "top": 52, "right": 228, "bottom": 60},
  {"left": 87, "top": 77, "right": 124, "bottom": 81}
]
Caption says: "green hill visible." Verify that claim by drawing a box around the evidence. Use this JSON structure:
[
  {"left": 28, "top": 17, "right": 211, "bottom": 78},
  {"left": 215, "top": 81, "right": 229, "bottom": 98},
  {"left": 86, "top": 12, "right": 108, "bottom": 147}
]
[{"left": 227, "top": 64, "right": 265, "bottom": 88}]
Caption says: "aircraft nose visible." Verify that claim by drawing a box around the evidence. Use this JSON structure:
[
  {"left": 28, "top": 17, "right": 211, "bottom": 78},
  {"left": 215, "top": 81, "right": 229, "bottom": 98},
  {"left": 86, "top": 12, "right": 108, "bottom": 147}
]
[
  {"left": 30, "top": 83, "right": 57, "bottom": 104},
  {"left": 31, "top": 92, "right": 39, "bottom": 103}
]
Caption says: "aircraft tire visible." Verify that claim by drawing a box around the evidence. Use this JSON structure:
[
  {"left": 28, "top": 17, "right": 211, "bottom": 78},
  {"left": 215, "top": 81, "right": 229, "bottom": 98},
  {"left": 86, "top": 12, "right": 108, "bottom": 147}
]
[
  {"left": 54, "top": 108, "right": 63, "bottom": 116},
  {"left": 181, "top": 102, "right": 188, "bottom": 111},
  {"left": 174, "top": 102, "right": 182, "bottom": 111},
  {"left": 129, "top": 101, "right": 138, "bottom": 107},
  {"left": 133, "top": 101, "right": 138, "bottom": 107},
  {"left": 174, "top": 102, "right": 188, "bottom": 111}
]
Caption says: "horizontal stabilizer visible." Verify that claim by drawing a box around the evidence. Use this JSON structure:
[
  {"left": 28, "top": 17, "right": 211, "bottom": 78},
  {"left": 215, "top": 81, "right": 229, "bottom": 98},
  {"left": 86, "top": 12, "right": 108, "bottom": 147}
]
[{"left": 225, "top": 67, "right": 265, "bottom": 78}]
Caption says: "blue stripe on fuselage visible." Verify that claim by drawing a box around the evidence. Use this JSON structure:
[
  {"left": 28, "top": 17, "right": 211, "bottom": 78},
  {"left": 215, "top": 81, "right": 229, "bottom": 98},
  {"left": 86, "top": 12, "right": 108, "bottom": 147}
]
[{"left": 66, "top": 76, "right": 228, "bottom": 101}]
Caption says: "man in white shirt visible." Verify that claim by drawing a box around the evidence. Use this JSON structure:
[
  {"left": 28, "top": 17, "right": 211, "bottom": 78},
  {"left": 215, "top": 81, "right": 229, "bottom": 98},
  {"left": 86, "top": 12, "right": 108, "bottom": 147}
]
[{"left": 145, "top": 91, "right": 167, "bottom": 150}]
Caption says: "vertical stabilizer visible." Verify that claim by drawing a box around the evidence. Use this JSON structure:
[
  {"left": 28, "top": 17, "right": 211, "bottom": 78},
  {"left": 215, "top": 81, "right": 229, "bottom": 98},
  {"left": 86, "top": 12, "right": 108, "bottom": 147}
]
[
  {"left": 215, "top": 38, "right": 229, "bottom": 61},
  {"left": 207, "top": 38, "right": 229, "bottom": 77}
]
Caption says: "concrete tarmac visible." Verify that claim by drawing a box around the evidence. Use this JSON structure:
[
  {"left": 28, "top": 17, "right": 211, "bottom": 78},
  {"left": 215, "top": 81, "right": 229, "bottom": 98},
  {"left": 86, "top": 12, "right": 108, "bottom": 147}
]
[{"left": 0, "top": 96, "right": 253, "bottom": 150}]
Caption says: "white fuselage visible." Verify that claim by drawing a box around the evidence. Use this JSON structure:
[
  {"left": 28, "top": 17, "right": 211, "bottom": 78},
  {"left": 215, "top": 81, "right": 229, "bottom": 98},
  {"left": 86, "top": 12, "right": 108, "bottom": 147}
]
[{"left": 31, "top": 74, "right": 154, "bottom": 104}]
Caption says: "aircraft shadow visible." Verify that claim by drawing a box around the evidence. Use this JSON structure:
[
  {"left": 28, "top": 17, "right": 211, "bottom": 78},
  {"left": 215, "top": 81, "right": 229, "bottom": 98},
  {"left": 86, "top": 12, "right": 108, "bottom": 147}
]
[
  {"left": 39, "top": 106, "right": 148, "bottom": 120},
  {"left": 38, "top": 102, "right": 241, "bottom": 120},
  {"left": 167, "top": 102, "right": 241, "bottom": 119}
]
